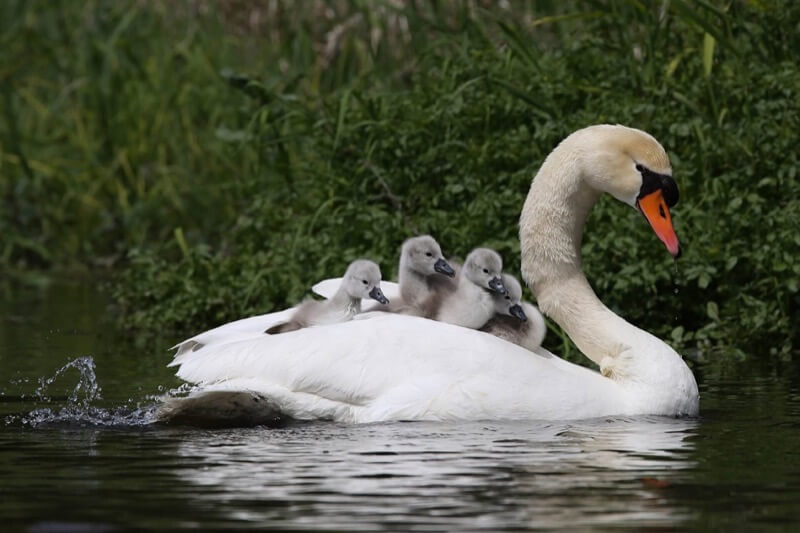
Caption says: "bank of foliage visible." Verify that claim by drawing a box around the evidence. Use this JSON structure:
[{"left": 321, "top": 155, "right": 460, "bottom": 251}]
[{"left": 2, "top": 1, "right": 798, "bottom": 362}]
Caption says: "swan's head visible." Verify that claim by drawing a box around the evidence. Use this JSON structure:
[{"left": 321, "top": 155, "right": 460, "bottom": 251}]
[
  {"left": 463, "top": 248, "right": 506, "bottom": 294},
  {"left": 492, "top": 274, "right": 527, "bottom": 321},
  {"left": 342, "top": 260, "right": 388, "bottom": 303},
  {"left": 400, "top": 235, "right": 456, "bottom": 278},
  {"left": 576, "top": 124, "right": 681, "bottom": 257}
]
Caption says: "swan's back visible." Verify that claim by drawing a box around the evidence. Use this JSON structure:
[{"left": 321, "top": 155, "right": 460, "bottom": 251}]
[{"left": 165, "top": 312, "right": 626, "bottom": 423}]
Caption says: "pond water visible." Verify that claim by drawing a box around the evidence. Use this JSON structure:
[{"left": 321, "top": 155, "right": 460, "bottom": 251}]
[{"left": 2, "top": 280, "right": 799, "bottom": 531}]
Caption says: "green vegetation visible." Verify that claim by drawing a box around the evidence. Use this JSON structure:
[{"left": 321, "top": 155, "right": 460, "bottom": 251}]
[{"left": 2, "top": 1, "right": 798, "bottom": 363}]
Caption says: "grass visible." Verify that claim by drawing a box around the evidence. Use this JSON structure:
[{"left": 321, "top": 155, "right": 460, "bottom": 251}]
[{"left": 2, "top": 0, "right": 798, "bottom": 364}]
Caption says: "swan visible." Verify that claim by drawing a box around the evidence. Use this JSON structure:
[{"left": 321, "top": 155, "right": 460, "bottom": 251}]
[
  {"left": 160, "top": 124, "right": 699, "bottom": 424},
  {"left": 481, "top": 274, "right": 547, "bottom": 352},
  {"left": 265, "top": 259, "right": 388, "bottom": 334},
  {"left": 432, "top": 248, "right": 507, "bottom": 328}
]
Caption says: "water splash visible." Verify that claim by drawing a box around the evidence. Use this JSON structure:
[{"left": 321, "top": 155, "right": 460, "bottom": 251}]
[
  {"left": 4, "top": 356, "right": 159, "bottom": 428},
  {"left": 34, "top": 356, "right": 101, "bottom": 407}
]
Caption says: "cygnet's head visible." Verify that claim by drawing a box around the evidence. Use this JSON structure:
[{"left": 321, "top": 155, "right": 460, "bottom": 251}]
[
  {"left": 341, "top": 260, "right": 388, "bottom": 303},
  {"left": 400, "top": 235, "right": 455, "bottom": 278},
  {"left": 491, "top": 274, "right": 527, "bottom": 321},
  {"left": 462, "top": 248, "right": 506, "bottom": 294},
  {"left": 568, "top": 124, "right": 680, "bottom": 257}
]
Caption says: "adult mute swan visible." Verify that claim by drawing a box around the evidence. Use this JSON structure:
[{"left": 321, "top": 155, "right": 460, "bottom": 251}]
[{"left": 160, "top": 124, "right": 698, "bottom": 424}]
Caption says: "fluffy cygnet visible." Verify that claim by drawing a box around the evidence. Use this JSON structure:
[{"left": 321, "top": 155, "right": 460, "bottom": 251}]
[
  {"left": 481, "top": 274, "right": 546, "bottom": 351},
  {"left": 433, "top": 248, "right": 507, "bottom": 329},
  {"left": 266, "top": 260, "right": 387, "bottom": 334},
  {"left": 388, "top": 235, "right": 455, "bottom": 315}
]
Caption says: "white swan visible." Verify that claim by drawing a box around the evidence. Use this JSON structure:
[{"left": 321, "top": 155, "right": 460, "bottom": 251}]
[{"left": 161, "top": 124, "right": 698, "bottom": 423}]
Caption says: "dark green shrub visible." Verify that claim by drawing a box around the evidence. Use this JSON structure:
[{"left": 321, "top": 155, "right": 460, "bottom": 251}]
[{"left": 3, "top": 1, "right": 798, "bottom": 362}]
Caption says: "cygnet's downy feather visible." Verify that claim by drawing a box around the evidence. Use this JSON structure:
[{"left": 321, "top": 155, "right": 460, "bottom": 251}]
[
  {"left": 383, "top": 235, "right": 456, "bottom": 316},
  {"left": 481, "top": 274, "right": 546, "bottom": 351},
  {"left": 266, "top": 260, "right": 387, "bottom": 334},
  {"left": 433, "top": 248, "right": 507, "bottom": 329}
]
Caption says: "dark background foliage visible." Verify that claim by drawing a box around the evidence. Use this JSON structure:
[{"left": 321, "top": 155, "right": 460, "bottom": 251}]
[{"left": 2, "top": 1, "right": 798, "bottom": 364}]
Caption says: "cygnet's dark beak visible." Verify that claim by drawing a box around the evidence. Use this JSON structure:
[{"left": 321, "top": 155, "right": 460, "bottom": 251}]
[
  {"left": 434, "top": 258, "right": 455, "bottom": 277},
  {"left": 369, "top": 286, "right": 389, "bottom": 304},
  {"left": 488, "top": 276, "right": 507, "bottom": 294},
  {"left": 509, "top": 304, "right": 527, "bottom": 322}
]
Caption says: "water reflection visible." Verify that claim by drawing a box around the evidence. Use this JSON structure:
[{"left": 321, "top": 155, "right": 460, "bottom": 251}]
[
  {"left": 172, "top": 417, "right": 698, "bottom": 529},
  {"left": 5, "top": 281, "right": 800, "bottom": 530}
]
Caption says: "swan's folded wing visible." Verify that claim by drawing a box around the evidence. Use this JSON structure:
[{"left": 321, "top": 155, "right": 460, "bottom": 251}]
[
  {"left": 170, "top": 307, "right": 297, "bottom": 365},
  {"left": 167, "top": 313, "right": 624, "bottom": 422}
]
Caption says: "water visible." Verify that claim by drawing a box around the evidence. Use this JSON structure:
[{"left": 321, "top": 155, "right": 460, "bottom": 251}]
[{"left": 2, "top": 280, "right": 799, "bottom": 530}]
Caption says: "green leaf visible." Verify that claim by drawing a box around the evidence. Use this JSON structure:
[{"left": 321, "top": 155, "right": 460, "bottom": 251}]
[
  {"left": 702, "top": 33, "right": 716, "bottom": 77},
  {"left": 707, "top": 302, "right": 720, "bottom": 321}
]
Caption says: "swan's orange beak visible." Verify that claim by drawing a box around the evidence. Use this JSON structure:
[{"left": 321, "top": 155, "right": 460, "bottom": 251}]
[{"left": 637, "top": 189, "right": 681, "bottom": 258}]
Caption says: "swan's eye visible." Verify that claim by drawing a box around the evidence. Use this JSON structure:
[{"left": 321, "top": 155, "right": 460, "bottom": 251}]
[
  {"left": 362, "top": 280, "right": 368, "bottom": 285},
  {"left": 635, "top": 163, "right": 644, "bottom": 172},
  {"left": 483, "top": 268, "right": 489, "bottom": 274},
  {"left": 505, "top": 295, "right": 510, "bottom": 300},
  {"left": 425, "top": 252, "right": 433, "bottom": 257}
]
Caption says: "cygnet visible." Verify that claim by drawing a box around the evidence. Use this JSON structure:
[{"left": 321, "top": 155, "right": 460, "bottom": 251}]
[
  {"left": 389, "top": 235, "right": 456, "bottom": 315},
  {"left": 433, "top": 248, "right": 507, "bottom": 329},
  {"left": 266, "top": 259, "right": 387, "bottom": 334},
  {"left": 481, "top": 274, "right": 546, "bottom": 351}
]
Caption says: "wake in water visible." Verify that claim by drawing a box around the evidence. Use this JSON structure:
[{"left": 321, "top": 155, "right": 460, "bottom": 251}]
[
  {"left": 3, "top": 357, "right": 166, "bottom": 428},
  {"left": 2, "top": 356, "right": 266, "bottom": 429}
]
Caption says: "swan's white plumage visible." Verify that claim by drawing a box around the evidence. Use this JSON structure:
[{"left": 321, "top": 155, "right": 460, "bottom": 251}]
[
  {"left": 171, "top": 313, "right": 628, "bottom": 422},
  {"left": 171, "top": 308, "right": 296, "bottom": 363},
  {"left": 163, "top": 124, "right": 699, "bottom": 424}
]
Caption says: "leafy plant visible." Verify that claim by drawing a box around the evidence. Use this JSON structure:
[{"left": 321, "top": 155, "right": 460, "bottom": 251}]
[{"left": 2, "top": 0, "right": 798, "bottom": 364}]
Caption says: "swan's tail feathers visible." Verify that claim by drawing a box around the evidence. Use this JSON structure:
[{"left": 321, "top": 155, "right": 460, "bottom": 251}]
[
  {"left": 155, "top": 390, "right": 291, "bottom": 428},
  {"left": 172, "top": 340, "right": 204, "bottom": 358},
  {"left": 166, "top": 308, "right": 299, "bottom": 367}
]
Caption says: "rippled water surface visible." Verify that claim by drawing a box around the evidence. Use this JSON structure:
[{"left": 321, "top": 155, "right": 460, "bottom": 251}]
[{"left": 2, "top": 281, "right": 799, "bottom": 531}]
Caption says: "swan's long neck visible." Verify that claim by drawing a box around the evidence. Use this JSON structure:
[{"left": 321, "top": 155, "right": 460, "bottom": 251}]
[{"left": 519, "top": 147, "right": 634, "bottom": 368}]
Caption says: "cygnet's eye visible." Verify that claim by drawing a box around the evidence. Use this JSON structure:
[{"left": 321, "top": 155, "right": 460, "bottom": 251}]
[
  {"left": 425, "top": 252, "right": 433, "bottom": 257},
  {"left": 362, "top": 280, "right": 368, "bottom": 285},
  {"left": 483, "top": 268, "right": 489, "bottom": 274},
  {"left": 505, "top": 295, "right": 510, "bottom": 300},
  {"left": 635, "top": 163, "right": 644, "bottom": 172}
]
